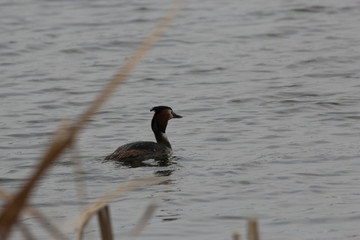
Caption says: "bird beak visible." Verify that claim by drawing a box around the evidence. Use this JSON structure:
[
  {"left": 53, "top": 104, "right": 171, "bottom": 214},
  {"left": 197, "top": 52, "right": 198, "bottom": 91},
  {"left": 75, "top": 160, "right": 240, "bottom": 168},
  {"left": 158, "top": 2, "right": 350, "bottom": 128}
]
[{"left": 172, "top": 112, "right": 182, "bottom": 118}]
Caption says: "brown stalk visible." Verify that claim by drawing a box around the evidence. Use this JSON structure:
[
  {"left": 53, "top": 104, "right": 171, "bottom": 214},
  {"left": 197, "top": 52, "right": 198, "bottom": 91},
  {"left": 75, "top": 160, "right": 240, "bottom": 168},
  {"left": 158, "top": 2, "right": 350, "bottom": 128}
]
[
  {"left": 97, "top": 205, "right": 113, "bottom": 240},
  {"left": 0, "top": 188, "right": 68, "bottom": 240},
  {"left": 0, "top": 1, "right": 184, "bottom": 239},
  {"left": 66, "top": 177, "right": 165, "bottom": 240},
  {"left": 247, "top": 218, "right": 259, "bottom": 240},
  {"left": 232, "top": 232, "right": 241, "bottom": 240}
]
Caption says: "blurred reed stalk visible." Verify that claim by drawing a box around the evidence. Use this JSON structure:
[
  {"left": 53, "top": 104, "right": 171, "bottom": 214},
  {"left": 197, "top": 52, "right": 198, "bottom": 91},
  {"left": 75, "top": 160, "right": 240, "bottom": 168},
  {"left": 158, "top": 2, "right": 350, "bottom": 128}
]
[
  {"left": 233, "top": 218, "right": 260, "bottom": 240},
  {"left": 97, "top": 206, "right": 113, "bottom": 240},
  {"left": 247, "top": 218, "right": 259, "bottom": 240},
  {"left": 0, "top": 0, "right": 184, "bottom": 239},
  {"left": 0, "top": 189, "right": 68, "bottom": 240},
  {"left": 62, "top": 177, "right": 165, "bottom": 240},
  {"left": 232, "top": 232, "right": 241, "bottom": 240}
]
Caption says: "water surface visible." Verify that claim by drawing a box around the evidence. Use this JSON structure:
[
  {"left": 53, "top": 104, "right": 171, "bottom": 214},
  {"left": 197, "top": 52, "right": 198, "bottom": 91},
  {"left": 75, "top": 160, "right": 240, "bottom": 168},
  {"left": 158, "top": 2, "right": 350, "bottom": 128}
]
[{"left": 1, "top": 0, "right": 360, "bottom": 239}]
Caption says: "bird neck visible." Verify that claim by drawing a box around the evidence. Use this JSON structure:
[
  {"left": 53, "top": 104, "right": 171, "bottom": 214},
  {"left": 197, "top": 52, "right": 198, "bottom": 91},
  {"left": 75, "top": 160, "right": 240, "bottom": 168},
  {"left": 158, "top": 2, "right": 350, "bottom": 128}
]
[
  {"left": 151, "top": 118, "right": 171, "bottom": 149},
  {"left": 154, "top": 131, "right": 171, "bottom": 149}
]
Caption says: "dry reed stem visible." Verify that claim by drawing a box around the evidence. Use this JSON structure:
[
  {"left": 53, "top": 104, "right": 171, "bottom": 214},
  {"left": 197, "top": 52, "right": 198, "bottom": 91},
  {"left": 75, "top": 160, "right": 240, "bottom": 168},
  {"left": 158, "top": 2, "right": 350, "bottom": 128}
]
[
  {"left": 0, "top": 1, "right": 184, "bottom": 239},
  {"left": 60, "top": 177, "right": 166, "bottom": 240},
  {"left": 0, "top": 190, "right": 36, "bottom": 240},
  {"left": 97, "top": 205, "right": 113, "bottom": 240},
  {"left": 0, "top": 120, "right": 73, "bottom": 239},
  {"left": 0, "top": 188, "right": 69, "bottom": 240},
  {"left": 129, "top": 201, "right": 158, "bottom": 239},
  {"left": 247, "top": 218, "right": 259, "bottom": 240},
  {"left": 232, "top": 232, "right": 241, "bottom": 240}
]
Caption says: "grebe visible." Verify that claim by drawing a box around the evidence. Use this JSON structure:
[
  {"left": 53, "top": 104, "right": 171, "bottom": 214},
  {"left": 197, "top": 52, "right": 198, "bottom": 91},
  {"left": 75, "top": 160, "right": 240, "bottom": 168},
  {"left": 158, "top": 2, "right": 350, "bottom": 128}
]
[{"left": 105, "top": 106, "right": 182, "bottom": 161}]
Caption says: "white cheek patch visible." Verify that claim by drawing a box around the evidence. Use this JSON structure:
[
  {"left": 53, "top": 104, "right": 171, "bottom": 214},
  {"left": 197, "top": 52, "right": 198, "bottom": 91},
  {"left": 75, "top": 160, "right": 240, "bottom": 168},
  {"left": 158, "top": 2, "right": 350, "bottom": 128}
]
[{"left": 169, "top": 110, "right": 174, "bottom": 119}]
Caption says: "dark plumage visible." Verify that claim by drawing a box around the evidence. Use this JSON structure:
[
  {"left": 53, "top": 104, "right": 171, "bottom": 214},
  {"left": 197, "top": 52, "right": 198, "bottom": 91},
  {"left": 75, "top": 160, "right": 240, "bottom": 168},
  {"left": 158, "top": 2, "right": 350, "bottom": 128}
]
[{"left": 105, "top": 106, "right": 182, "bottom": 161}]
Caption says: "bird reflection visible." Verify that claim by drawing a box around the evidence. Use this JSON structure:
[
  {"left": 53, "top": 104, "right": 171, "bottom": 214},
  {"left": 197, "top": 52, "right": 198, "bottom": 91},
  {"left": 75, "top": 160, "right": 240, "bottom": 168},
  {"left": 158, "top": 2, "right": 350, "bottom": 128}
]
[{"left": 107, "top": 156, "right": 177, "bottom": 177}]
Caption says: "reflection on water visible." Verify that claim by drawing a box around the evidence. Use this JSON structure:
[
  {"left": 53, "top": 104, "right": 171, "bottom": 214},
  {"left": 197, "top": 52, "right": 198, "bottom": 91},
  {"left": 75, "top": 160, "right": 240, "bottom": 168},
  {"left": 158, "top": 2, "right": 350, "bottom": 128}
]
[
  {"left": 154, "top": 169, "right": 174, "bottom": 177},
  {"left": 109, "top": 156, "right": 176, "bottom": 177}
]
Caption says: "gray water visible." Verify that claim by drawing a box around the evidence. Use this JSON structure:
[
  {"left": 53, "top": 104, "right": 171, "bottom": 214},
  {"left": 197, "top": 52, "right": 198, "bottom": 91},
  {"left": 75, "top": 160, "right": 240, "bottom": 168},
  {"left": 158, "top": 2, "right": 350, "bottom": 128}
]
[{"left": 1, "top": 0, "right": 360, "bottom": 239}]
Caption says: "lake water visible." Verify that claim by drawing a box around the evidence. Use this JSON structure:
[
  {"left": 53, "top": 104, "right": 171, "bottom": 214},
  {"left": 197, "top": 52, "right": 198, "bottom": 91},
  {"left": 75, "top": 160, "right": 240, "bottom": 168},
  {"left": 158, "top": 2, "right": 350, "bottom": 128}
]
[{"left": 1, "top": 0, "right": 360, "bottom": 239}]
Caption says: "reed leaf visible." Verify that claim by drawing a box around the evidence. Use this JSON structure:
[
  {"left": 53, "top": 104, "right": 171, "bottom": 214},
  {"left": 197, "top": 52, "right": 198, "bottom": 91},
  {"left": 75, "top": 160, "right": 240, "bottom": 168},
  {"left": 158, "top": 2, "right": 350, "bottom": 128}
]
[{"left": 57, "top": 177, "right": 167, "bottom": 240}]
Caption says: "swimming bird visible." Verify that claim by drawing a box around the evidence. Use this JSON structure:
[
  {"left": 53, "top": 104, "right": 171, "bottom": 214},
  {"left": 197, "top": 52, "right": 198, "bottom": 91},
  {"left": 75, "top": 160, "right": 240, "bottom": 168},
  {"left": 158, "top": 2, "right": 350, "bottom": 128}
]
[{"left": 105, "top": 106, "right": 182, "bottom": 161}]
